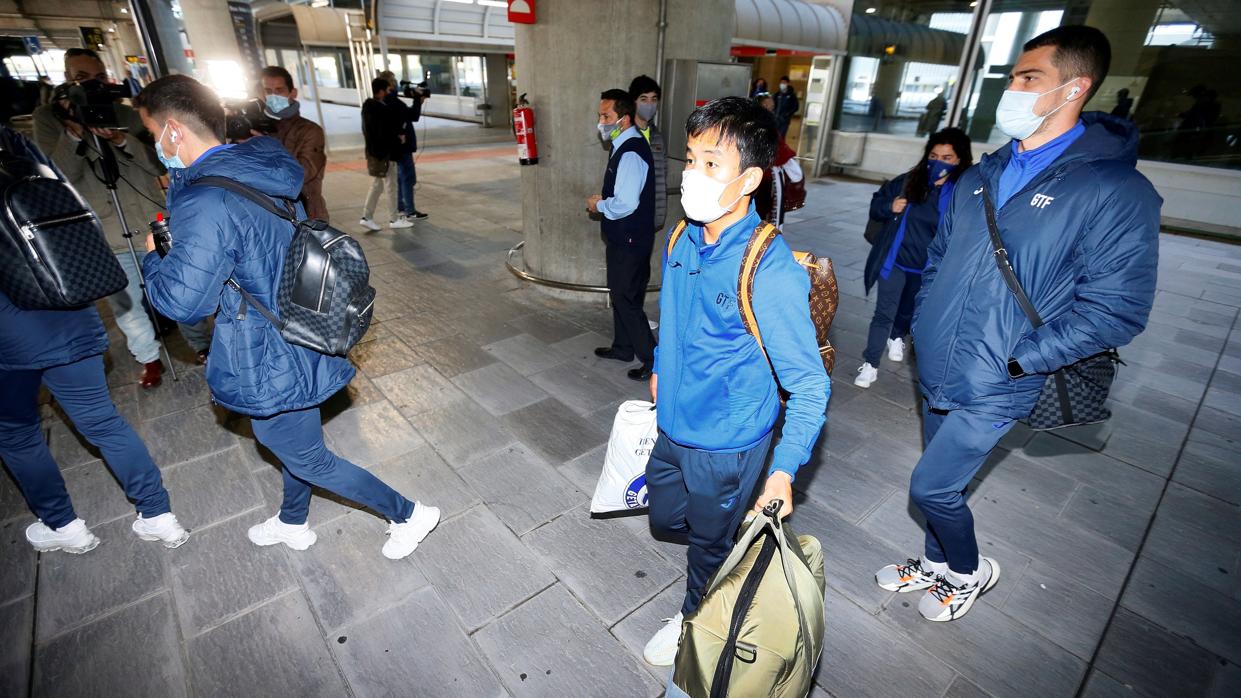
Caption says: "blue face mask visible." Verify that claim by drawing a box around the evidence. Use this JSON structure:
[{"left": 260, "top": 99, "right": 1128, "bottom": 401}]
[
  {"left": 265, "top": 94, "right": 291, "bottom": 115},
  {"left": 927, "top": 160, "right": 956, "bottom": 182},
  {"left": 155, "top": 122, "right": 185, "bottom": 170}
]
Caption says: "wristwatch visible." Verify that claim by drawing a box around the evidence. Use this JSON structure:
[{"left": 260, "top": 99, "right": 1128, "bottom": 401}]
[{"left": 1007, "top": 358, "right": 1024, "bottom": 378}]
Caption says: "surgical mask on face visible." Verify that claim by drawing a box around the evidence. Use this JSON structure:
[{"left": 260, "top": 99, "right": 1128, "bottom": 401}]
[
  {"left": 680, "top": 169, "right": 746, "bottom": 224},
  {"left": 597, "top": 120, "right": 618, "bottom": 142},
  {"left": 155, "top": 122, "right": 185, "bottom": 170},
  {"left": 636, "top": 102, "right": 658, "bottom": 122},
  {"left": 779, "top": 83, "right": 789, "bottom": 92},
  {"left": 927, "top": 160, "right": 957, "bottom": 182},
  {"left": 995, "top": 79, "right": 1081, "bottom": 140},
  {"left": 265, "top": 94, "right": 291, "bottom": 116}
]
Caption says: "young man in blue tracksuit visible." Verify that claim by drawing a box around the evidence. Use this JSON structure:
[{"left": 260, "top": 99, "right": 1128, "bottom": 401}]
[
  {"left": 0, "top": 126, "right": 189, "bottom": 554},
  {"left": 133, "top": 76, "right": 438, "bottom": 561},
  {"left": 875, "top": 26, "right": 1160, "bottom": 622},
  {"left": 642, "top": 98, "right": 829, "bottom": 665}
]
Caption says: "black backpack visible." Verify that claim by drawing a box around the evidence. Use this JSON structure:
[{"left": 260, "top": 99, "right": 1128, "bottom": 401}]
[
  {"left": 0, "top": 151, "right": 128, "bottom": 309},
  {"left": 191, "top": 176, "right": 375, "bottom": 356}
]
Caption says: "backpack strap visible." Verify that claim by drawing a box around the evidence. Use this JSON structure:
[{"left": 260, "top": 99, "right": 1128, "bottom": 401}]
[
  {"left": 191, "top": 175, "right": 297, "bottom": 222},
  {"left": 737, "top": 222, "right": 781, "bottom": 361},
  {"left": 665, "top": 218, "right": 689, "bottom": 259}
]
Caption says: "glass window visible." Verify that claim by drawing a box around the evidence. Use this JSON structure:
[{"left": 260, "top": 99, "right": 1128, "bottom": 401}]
[{"left": 309, "top": 48, "right": 355, "bottom": 90}]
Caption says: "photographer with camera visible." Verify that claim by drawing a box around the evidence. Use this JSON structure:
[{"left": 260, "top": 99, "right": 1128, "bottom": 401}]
[
  {"left": 379, "top": 70, "right": 427, "bottom": 222},
  {"left": 258, "top": 66, "right": 328, "bottom": 222},
  {"left": 32, "top": 48, "right": 212, "bottom": 387}
]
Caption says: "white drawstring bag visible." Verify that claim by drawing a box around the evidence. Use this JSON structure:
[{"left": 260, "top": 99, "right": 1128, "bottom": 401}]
[{"left": 590, "top": 400, "right": 658, "bottom": 514}]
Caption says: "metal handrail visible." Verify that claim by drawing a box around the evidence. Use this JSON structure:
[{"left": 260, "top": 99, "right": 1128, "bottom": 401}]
[{"left": 505, "top": 241, "right": 661, "bottom": 293}]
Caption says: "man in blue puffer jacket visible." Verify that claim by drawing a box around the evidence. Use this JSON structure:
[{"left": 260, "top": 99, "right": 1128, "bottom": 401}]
[
  {"left": 133, "top": 76, "right": 438, "bottom": 560},
  {"left": 0, "top": 125, "right": 189, "bottom": 554},
  {"left": 874, "top": 27, "right": 1160, "bottom": 622}
]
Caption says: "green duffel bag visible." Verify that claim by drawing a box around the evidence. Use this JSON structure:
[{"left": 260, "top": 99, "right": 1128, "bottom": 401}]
[{"left": 672, "top": 500, "right": 826, "bottom": 698}]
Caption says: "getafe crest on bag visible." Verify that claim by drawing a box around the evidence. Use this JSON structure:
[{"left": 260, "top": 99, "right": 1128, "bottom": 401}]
[{"left": 591, "top": 400, "right": 658, "bottom": 514}]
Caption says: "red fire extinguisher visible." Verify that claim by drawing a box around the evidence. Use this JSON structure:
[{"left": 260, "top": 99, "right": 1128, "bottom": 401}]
[{"left": 513, "top": 93, "right": 539, "bottom": 166}]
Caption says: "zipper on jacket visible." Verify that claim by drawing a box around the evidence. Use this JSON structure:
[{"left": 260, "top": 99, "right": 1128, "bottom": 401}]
[{"left": 670, "top": 249, "right": 701, "bottom": 438}]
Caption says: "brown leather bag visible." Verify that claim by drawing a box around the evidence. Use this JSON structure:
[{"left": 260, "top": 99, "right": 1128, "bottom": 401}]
[{"left": 666, "top": 220, "right": 839, "bottom": 375}]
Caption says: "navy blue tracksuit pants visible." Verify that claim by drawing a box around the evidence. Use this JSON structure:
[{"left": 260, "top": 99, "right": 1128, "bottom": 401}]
[
  {"left": 0, "top": 355, "right": 171, "bottom": 529},
  {"left": 647, "top": 430, "right": 773, "bottom": 616},
  {"left": 863, "top": 267, "right": 921, "bottom": 366},
  {"left": 250, "top": 406, "right": 415, "bottom": 525},
  {"left": 911, "top": 402, "right": 1016, "bottom": 575}
]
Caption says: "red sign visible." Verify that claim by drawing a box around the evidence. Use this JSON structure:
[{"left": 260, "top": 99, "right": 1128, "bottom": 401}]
[{"left": 508, "top": 0, "right": 535, "bottom": 24}]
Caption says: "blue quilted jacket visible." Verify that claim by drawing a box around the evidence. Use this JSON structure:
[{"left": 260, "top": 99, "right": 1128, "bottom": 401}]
[{"left": 142, "top": 137, "right": 354, "bottom": 416}]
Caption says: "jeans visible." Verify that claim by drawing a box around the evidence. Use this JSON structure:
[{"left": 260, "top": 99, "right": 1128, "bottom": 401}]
[
  {"left": 396, "top": 152, "right": 416, "bottom": 215},
  {"left": 109, "top": 252, "right": 212, "bottom": 363},
  {"left": 249, "top": 406, "right": 415, "bottom": 525},
  {"left": 362, "top": 166, "right": 399, "bottom": 222},
  {"left": 863, "top": 267, "right": 921, "bottom": 366},
  {"left": 910, "top": 402, "right": 1016, "bottom": 575},
  {"left": 647, "top": 430, "right": 773, "bottom": 615},
  {"left": 0, "top": 354, "right": 171, "bottom": 529}
]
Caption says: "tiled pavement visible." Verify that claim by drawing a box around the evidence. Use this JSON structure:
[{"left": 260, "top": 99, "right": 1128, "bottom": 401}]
[{"left": 2, "top": 146, "right": 1239, "bottom": 698}]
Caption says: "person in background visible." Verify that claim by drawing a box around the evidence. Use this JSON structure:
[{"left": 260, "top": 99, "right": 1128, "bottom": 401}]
[
  {"left": 379, "top": 70, "right": 428, "bottom": 222},
  {"left": 749, "top": 77, "right": 769, "bottom": 98},
  {"left": 259, "top": 66, "right": 329, "bottom": 222},
  {"left": 32, "top": 48, "right": 211, "bottom": 386},
  {"left": 0, "top": 125, "right": 189, "bottom": 555},
  {"left": 917, "top": 90, "right": 947, "bottom": 136},
  {"left": 1111, "top": 87, "right": 1133, "bottom": 119},
  {"left": 753, "top": 93, "right": 805, "bottom": 227},
  {"left": 774, "top": 75, "right": 800, "bottom": 137},
  {"left": 359, "top": 77, "right": 412, "bottom": 231},
  {"left": 856, "top": 128, "right": 973, "bottom": 389},
  {"left": 629, "top": 74, "right": 667, "bottom": 237},
  {"left": 587, "top": 88, "right": 657, "bottom": 382}
]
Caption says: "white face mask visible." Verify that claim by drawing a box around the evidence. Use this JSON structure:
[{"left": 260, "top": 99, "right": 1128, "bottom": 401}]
[
  {"left": 995, "top": 79, "right": 1081, "bottom": 141},
  {"left": 680, "top": 169, "right": 746, "bottom": 224}
]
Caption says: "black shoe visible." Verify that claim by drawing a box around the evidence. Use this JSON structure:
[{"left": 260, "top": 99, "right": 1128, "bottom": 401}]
[
  {"left": 410, "top": 210, "right": 429, "bottom": 220},
  {"left": 595, "top": 347, "right": 635, "bottom": 362},
  {"left": 627, "top": 364, "right": 653, "bottom": 381}
]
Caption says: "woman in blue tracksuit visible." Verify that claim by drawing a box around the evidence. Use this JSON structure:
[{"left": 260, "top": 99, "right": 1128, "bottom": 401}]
[
  {"left": 856, "top": 128, "right": 972, "bottom": 389},
  {"left": 0, "top": 126, "right": 188, "bottom": 554}
]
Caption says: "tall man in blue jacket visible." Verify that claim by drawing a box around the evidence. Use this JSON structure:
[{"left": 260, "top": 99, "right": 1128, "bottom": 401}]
[
  {"left": 642, "top": 97, "right": 829, "bottom": 665},
  {"left": 587, "top": 89, "right": 657, "bottom": 381},
  {"left": 875, "top": 26, "right": 1160, "bottom": 622},
  {"left": 133, "top": 76, "right": 438, "bottom": 561}
]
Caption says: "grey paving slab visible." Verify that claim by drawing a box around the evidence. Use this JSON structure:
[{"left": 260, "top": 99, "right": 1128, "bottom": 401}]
[
  {"left": 1017, "top": 434, "right": 1165, "bottom": 507},
  {"left": 503, "top": 398, "right": 608, "bottom": 464},
  {"left": 415, "top": 333, "right": 499, "bottom": 377},
  {"left": 35, "top": 516, "right": 168, "bottom": 642},
  {"left": 460, "top": 444, "right": 584, "bottom": 535},
  {"left": 322, "top": 399, "right": 427, "bottom": 468},
  {"left": 558, "top": 443, "right": 609, "bottom": 495},
  {"left": 523, "top": 503, "right": 680, "bottom": 625},
  {"left": 187, "top": 591, "right": 348, "bottom": 698},
  {"left": 999, "top": 564, "right": 1115, "bottom": 659},
  {"left": 796, "top": 451, "right": 899, "bottom": 525},
  {"left": 1156, "top": 482, "right": 1241, "bottom": 545},
  {"left": 348, "top": 335, "right": 424, "bottom": 378},
  {"left": 1121, "top": 555, "right": 1241, "bottom": 664},
  {"left": 168, "top": 513, "right": 299, "bottom": 636},
  {"left": 370, "top": 445, "right": 481, "bottom": 519},
  {"left": 452, "top": 362, "right": 550, "bottom": 416},
  {"left": 251, "top": 460, "right": 361, "bottom": 525},
  {"left": 1174, "top": 436, "right": 1241, "bottom": 506},
  {"left": 139, "top": 404, "right": 237, "bottom": 469},
  {"left": 414, "top": 505, "right": 556, "bottom": 631},
  {"left": 0, "top": 519, "right": 36, "bottom": 605},
  {"left": 59, "top": 460, "right": 134, "bottom": 524},
  {"left": 484, "top": 332, "right": 571, "bottom": 376},
  {"left": 383, "top": 313, "right": 459, "bottom": 347},
  {"left": 406, "top": 395, "right": 517, "bottom": 467},
  {"left": 1058, "top": 484, "right": 1155, "bottom": 552},
  {"left": 161, "top": 447, "right": 263, "bottom": 531},
  {"left": 1079, "top": 670, "right": 1138, "bottom": 698},
  {"left": 135, "top": 365, "right": 213, "bottom": 421},
  {"left": 942, "top": 675, "right": 995, "bottom": 698},
  {"left": 474, "top": 584, "right": 661, "bottom": 698},
  {"left": 814, "top": 588, "right": 957, "bottom": 698},
  {"left": 970, "top": 447, "right": 1081, "bottom": 511},
  {"left": 528, "top": 363, "right": 630, "bottom": 416},
  {"left": 506, "top": 312, "right": 587, "bottom": 344},
  {"left": 0, "top": 597, "right": 33, "bottom": 698},
  {"left": 287, "top": 510, "right": 429, "bottom": 632},
  {"left": 609, "top": 580, "right": 684, "bottom": 685},
  {"left": 34, "top": 592, "right": 187, "bottom": 698},
  {"left": 372, "top": 363, "right": 465, "bottom": 418},
  {"left": 0, "top": 470, "right": 29, "bottom": 523},
  {"left": 1095, "top": 608, "right": 1220, "bottom": 698},
  {"left": 332, "top": 586, "right": 506, "bottom": 698}
]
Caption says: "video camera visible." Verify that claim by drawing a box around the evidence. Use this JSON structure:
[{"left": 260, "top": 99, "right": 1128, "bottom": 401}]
[
  {"left": 399, "top": 80, "right": 430, "bottom": 100},
  {"left": 223, "top": 98, "right": 277, "bottom": 142},
  {"left": 53, "top": 79, "right": 129, "bottom": 129}
]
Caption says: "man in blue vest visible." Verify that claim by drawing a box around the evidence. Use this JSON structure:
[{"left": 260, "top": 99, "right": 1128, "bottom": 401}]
[
  {"left": 587, "top": 88, "right": 657, "bottom": 381},
  {"left": 875, "top": 25, "right": 1160, "bottom": 622}
]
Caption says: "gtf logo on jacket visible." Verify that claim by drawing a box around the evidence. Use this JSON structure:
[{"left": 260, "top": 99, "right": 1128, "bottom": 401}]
[{"left": 1030, "top": 193, "right": 1056, "bottom": 209}]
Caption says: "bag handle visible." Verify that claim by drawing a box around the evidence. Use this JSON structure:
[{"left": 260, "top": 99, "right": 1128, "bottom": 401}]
[
  {"left": 191, "top": 175, "right": 298, "bottom": 223},
  {"left": 738, "top": 222, "right": 781, "bottom": 363},
  {"left": 665, "top": 218, "right": 689, "bottom": 258},
  {"left": 981, "top": 188, "right": 1043, "bottom": 329}
]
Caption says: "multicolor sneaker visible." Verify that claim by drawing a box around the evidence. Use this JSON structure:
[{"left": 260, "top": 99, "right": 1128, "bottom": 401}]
[
  {"left": 918, "top": 557, "right": 1001, "bottom": 622},
  {"left": 876, "top": 557, "right": 941, "bottom": 593}
]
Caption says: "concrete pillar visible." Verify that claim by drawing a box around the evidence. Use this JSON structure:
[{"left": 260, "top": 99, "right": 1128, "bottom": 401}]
[
  {"left": 513, "top": 0, "right": 734, "bottom": 288},
  {"left": 871, "top": 58, "right": 905, "bottom": 122},
  {"left": 483, "top": 52, "right": 509, "bottom": 128}
]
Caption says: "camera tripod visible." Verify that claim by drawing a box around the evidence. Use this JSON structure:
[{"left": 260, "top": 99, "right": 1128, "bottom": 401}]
[{"left": 91, "top": 131, "right": 179, "bottom": 383}]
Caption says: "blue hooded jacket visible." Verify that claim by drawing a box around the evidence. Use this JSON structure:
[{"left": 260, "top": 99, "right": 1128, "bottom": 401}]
[
  {"left": 913, "top": 112, "right": 1161, "bottom": 417},
  {"left": 142, "top": 137, "right": 354, "bottom": 416},
  {"left": 653, "top": 205, "right": 829, "bottom": 480}
]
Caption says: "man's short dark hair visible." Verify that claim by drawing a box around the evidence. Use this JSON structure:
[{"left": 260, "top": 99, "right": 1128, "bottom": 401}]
[
  {"left": 600, "top": 88, "right": 635, "bottom": 121},
  {"left": 627, "top": 75, "right": 660, "bottom": 101},
  {"left": 1023, "top": 25, "right": 1111, "bottom": 100},
  {"left": 371, "top": 77, "right": 389, "bottom": 95},
  {"left": 133, "top": 75, "right": 226, "bottom": 142},
  {"left": 260, "top": 66, "right": 295, "bottom": 92},
  {"left": 64, "top": 48, "right": 102, "bottom": 70},
  {"left": 685, "top": 96, "right": 777, "bottom": 171}
]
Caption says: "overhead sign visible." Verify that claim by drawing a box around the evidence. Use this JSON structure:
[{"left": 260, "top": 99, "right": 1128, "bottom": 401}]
[
  {"left": 508, "top": 0, "right": 535, "bottom": 24},
  {"left": 80, "top": 26, "right": 105, "bottom": 49}
]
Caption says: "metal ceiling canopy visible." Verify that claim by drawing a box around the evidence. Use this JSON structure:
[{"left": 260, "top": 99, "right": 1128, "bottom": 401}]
[{"left": 733, "top": 0, "right": 851, "bottom": 54}]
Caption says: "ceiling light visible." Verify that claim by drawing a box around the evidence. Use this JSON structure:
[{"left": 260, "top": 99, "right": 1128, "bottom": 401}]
[
  {"left": 865, "top": 7, "right": 877, "bottom": 14},
  {"left": 120, "top": 7, "right": 128, "bottom": 13},
  {"left": 442, "top": 0, "right": 475, "bottom": 4},
  {"left": 970, "top": 1, "right": 978, "bottom": 6},
  {"left": 478, "top": 0, "right": 507, "bottom": 6}
]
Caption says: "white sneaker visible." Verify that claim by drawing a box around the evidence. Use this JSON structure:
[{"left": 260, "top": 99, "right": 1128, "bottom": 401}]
[
  {"left": 643, "top": 611, "right": 683, "bottom": 666},
  {"left": 358, "top": 217, "right": 381, "bottom": 232},
  {"left": 389, "top": 217, "right": 414, "bottom": 230},
  {"left": 132, "top": 512, "right": 190, "bottom": 549},
  {"left": 887, "top": 337, "right": 905, "bottom": 362},
  {"left": 918, "top": 557, "right": 1001, "bottom": 622},
  {"left": 26, "top": 518, "right": 100, "bottom": 554},
  {"left": 382, "top": 503, "right": 440, "bottom": 560},
  {"left": 854, "top": 362, "right": 879, "bottom": 388},
  {"left": 247, "top": 515, "right": 317, "bottom": 551}
]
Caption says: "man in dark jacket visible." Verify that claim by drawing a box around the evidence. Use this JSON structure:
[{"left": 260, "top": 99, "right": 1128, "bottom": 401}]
[
  {"left": 773, "top": 76, "right": 799, "bottom": 137},
  {"left": 379, "top": 70, "right": 428, "bottom": 221},
  {"left": 359, "top": 78, "right": 411, "bottom": 231},
  {"left": 875, "top": 26, "right": 1160, "bottom": 622},
  {"left": 258, "top": 66, "right": 329, "bottom": 221},
  {"left": 629, "top": 75, "right": 667, "bottom": 235},
  {"left": 134, "top": 75, "right": 438, "bottom": 560},
  {"left": 0, "top": 126, "right": 189, "bottom": 554}
]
